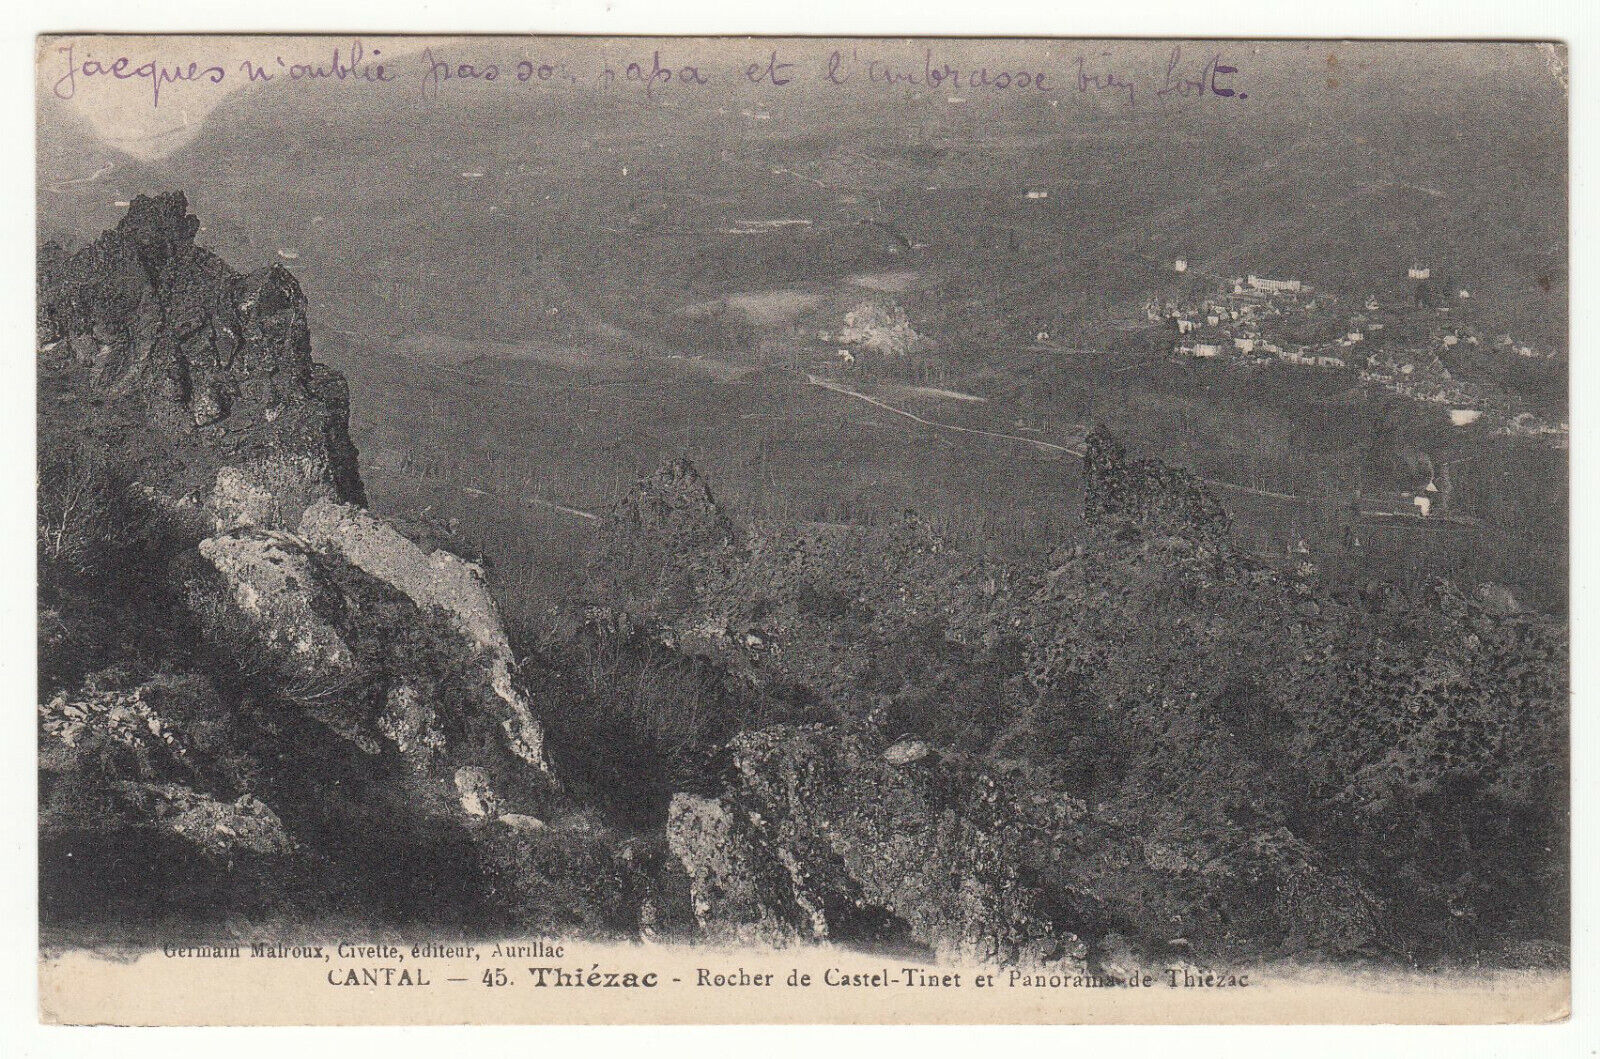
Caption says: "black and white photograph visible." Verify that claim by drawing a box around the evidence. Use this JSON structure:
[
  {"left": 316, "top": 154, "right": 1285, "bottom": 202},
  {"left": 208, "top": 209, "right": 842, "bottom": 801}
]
[{"left": 30, "top": 31, "right": 1573, "bottom": 1025}]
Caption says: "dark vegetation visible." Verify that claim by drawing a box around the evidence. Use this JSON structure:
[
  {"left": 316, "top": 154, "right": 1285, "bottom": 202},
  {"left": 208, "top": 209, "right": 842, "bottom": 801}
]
[{"left": 526, "top": 435, "right": 1567, "bottom": 965}]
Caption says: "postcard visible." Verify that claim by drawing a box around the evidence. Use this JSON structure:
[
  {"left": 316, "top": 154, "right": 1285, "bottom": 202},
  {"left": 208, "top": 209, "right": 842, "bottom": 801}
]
[{"left": 35, "top": 34, "right": 1569, "bottom": 1024}]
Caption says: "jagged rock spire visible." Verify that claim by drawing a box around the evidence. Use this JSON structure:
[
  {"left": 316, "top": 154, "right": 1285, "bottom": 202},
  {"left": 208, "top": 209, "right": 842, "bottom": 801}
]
[
  {"left": 38, "top": 193, "right": 364, "bottom": 508},
  {"left": 1082, "top": 426, "right": 1231, "bottom": 545},
  {"left": 610, "top": 455, "right": 735, "bottom": 548}
]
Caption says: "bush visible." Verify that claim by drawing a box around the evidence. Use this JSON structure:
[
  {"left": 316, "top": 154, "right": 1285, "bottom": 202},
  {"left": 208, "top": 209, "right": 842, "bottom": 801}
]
[
  {"left": 535, "top": 623, "right": 822, "bottom": 830},
  {"left": 37, "top": 437, "right": 156, "bottom": 583}
]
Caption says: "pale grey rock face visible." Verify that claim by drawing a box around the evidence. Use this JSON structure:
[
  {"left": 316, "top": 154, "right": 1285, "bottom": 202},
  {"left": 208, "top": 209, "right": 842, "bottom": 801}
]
[
  {"left": 666, "top": 792, "right": 803, "bottom": 949},
  {"left": 194, "top": 530, "right": 354, "bottom": 678},
  {"left": 190, "top": 383, "right": 229, "bottom": 426},
  {"left": 39, "top": 667, "right": 299, "bottom": 864},
  {"left": 298, "top": 498, "right": 548, "bottom": 773},
  {"left": 40, "top": 682, "right": 184, "bottom": 756},
  {"left": 453, "top": 765, "right": 499, "bottom": 819},
  {"left": 191, "top": 488, "right": 550, "bottom": 772},
  {"left": 298, "top": 498, "right": 507, "bottom": 652},
  {"left": 209, "top": 455, "right": 339, "bottom": 533}
]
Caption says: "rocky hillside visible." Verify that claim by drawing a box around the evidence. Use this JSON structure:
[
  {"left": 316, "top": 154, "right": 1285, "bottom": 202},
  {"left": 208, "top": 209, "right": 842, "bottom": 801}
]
[
  {"left": 600, "top": 432, "right": 1567, "bottom": 968},
  {"left": 38, "top": 195, "right": 1566, "bottom": 973},
  {"left": 39, "top": 195, "right": 673, "bottom": 943}
]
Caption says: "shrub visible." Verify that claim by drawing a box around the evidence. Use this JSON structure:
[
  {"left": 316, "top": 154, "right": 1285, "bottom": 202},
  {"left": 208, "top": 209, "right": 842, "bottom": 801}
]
[
  {"left": 535, "top": 623, "right": 822, "bottom": 830},
  {"left": 37, "top": 437, "right": 156, "bottom": 583}
]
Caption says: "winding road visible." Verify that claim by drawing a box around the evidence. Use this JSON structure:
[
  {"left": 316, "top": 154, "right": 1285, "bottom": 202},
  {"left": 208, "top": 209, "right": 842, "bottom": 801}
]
[{"left": 801, "top": 372, "right": 1086, "bottom": 456}]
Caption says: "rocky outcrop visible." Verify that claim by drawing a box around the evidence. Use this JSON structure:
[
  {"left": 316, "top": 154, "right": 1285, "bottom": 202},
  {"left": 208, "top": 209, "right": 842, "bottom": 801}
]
[
  {"left": 39, "top": 198, "right": 597, "bottom": 941},
  {"left": 38, "top": 191, "right": 364, "bottom": 510},
  {"left": 108, "top": 782, "right": 294, "bottom": 857},
  {"left": 39, "top": 665, "right": 300, "bottom": 868},
  {"left": 636, "top": 426, "right": 1566, "bottom": 966},
  {"left": 609, "top": 456, "right": 735, "bottom": 550},
  {"left": 297, "top": 498, "right": 546, "bottom": 770},
  {"left": 182, "top": 490, "right": 552, "bottom": 787},
  {"left": 827, "top": 299, "right": 924, "bottom": 356},
  {"left": 41, "top": 196, "right": 550, "bottom": 781},
  {"left": 1082, "top": 427, "right": 1231, "bottom": 547},
  {"left": 668, "top": 725, "right": 1089, "bottom": 967}
]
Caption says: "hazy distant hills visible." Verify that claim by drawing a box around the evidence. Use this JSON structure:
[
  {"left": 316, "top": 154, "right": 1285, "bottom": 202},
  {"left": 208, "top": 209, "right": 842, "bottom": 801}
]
[{"left": 39, "top": 39, "right": 1566, "bottom": 352}]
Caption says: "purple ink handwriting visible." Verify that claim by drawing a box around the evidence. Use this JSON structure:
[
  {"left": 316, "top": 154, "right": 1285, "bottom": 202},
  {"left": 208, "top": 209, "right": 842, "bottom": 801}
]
[
  {"left": 1156, "top": 46, "right": 1245, "bottom": 100},
  {"left": 52, "top": 41, "right": 224, "bottom": 109},
  {"left": 49, "top": 39, "right": 1250, "bottom": 110}
]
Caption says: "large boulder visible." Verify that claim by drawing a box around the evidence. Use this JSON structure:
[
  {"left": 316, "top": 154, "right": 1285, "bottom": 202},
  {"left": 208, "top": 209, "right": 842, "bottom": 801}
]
[
  {"left": 668, "top": 725, "right": 1088, "bottom": 967},
  {"left": 666, "top": 793, "right": 807, "bottom": 948},
  {"left": 192, "top": 530, "right": 356, "bottom": 683},
  {"left": 187, "top": 505, "right": 552, "bottom": 785},
  {"left": 297, "top": 498, "right": 548, "bottom": 772}
]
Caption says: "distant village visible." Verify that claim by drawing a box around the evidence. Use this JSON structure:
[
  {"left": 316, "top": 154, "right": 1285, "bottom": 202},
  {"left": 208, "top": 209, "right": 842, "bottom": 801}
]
[{"left": 1144, "top": 262, "right": 1568, "bottom": 450}]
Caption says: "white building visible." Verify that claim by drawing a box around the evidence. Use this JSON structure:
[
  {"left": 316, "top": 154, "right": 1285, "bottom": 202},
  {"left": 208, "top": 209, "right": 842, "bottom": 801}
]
[
  {"left": 1409, "top": 266, "right": 1431, "bottom": 280},
  {"left": 1174, "top": 258, "right": 1189, "bottom": 273},
  {"left": 1247, "top": 274, "right": 1303, "bottom": 294}
]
